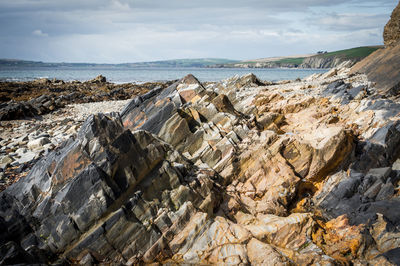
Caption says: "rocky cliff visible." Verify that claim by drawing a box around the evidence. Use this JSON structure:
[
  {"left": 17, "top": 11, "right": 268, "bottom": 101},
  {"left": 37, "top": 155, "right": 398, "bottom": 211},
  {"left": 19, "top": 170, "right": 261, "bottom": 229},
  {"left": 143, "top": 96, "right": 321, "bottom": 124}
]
[
  {"left": 351, "top": 1, "right": 400, "bottom": 96},
  {"left": 224, "top": 57, "right": 354, "bottom": 69},
  {"left": 1, "top": 63, "right": 400, "bottom": 264},
  {"left": 384, "top": 1, "right": 400, "bottom": 46},
  {"left": 299, "top": 56, "right": 356, "bottom": 69}
]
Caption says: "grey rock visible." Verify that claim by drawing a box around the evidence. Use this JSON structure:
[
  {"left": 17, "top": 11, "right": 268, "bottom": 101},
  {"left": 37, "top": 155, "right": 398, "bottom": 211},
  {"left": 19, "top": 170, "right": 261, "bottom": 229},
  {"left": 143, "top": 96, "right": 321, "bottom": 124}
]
[
  {"left": 0, "top": 241, "right": 36, "bottom": 265},
  {"left": 0, "top": 156, "right": 13, "bottom": 168},
  {"left": 90, "top": 75, "right": 106, "bottom": 83},
  {"left": 376, "top": 182, "right": 395, "bottom": 201},
  {"left": 348, "top": 85, "right": 366, "bottom": 100},
  {"left": 353, "top": 121, "right": 400, "bottom": 172}
]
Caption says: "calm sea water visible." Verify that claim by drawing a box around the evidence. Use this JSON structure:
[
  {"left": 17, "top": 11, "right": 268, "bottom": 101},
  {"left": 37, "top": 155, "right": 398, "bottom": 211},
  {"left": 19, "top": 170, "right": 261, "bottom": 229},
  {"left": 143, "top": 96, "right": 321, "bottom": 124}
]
[{"left": 0, "top": 67, "right": 327, "bottom": 83}]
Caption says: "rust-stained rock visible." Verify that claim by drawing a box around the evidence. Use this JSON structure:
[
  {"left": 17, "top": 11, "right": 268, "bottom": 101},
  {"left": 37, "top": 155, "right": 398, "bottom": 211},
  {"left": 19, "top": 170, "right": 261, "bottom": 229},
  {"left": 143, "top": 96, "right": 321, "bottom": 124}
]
[{"left": 313, "top": 215, "right": 369, "bottom": 262}]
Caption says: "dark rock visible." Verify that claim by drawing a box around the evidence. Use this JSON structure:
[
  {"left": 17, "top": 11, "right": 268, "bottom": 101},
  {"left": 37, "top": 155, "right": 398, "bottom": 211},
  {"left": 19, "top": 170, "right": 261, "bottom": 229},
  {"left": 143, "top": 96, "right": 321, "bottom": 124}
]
[
  {"left": 326, "top": 80, "right": 345, "bottom": 93},
  {"left": 348, "top": 85, "right": 365, "bottom": 99},
  {"left": 0, "top": 95, "right": 64, "bottom": 121},
  {"left": 381, "top": 247, "right": 400, "bottom": 265},
  {"left": 376, "top": 182, "right": 395, "bottom": 201},
  {"left": 353, "top": 121, "right": 400, "bottom": 172},
  {"left": 90, "top": 75, "right": 107, "bottom": 83},
  {"left": 0, "top": 241, "right": 36, "bottom": 265}
]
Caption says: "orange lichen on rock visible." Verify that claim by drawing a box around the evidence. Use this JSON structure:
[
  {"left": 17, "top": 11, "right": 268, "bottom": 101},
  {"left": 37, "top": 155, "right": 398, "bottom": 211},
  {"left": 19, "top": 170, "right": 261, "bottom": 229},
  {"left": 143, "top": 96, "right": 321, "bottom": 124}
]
[{"left": 313, "top": 215, "right": 367, "bottom": 262}]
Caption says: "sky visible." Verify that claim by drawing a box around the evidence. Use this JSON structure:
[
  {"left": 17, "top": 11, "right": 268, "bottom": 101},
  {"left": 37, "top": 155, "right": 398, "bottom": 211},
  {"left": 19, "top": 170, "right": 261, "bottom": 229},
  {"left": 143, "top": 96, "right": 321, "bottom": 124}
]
[{"left": 0, "top": 0, "right": 397, "bottom": 63}]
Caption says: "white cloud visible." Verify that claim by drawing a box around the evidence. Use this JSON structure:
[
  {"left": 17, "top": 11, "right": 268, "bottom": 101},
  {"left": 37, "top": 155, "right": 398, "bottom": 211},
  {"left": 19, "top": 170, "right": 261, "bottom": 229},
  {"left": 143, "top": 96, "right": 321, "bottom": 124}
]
[
  {"left": 0, "top": 0, "right": 397, "bottom": 62},
  {"left": 32, "top": 29, "right": 48, "bottom": 37},
  {"left": 314, "top": 13, "right": 389, "bottom": 31}
]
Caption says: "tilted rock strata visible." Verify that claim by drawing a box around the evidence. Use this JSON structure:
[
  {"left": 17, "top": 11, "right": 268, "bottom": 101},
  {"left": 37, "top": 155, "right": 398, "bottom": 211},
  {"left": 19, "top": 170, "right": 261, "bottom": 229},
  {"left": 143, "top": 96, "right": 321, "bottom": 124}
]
[
  {"left": 350, "top": 42, "right": 400, "bottom": 96},
  {"left": 0, "top": 113, "right": 222, "bottom": 264},
  {"left": 1, "top": 67, "right": 400, "bottom": 264}
]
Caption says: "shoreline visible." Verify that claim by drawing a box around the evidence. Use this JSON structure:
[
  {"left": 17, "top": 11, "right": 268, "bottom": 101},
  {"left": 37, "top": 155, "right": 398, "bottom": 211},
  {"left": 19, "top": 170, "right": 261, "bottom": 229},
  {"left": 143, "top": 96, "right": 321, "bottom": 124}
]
[{"left": 0, "top": 67, "right": 328, "bottom": 84}]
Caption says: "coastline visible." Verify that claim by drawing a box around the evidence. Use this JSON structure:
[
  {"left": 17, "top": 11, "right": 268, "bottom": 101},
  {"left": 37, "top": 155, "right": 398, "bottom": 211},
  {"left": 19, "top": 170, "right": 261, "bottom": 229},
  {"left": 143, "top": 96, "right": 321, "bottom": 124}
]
[{"left": 0, "top": 66, "right": 328, "bottom": 83}]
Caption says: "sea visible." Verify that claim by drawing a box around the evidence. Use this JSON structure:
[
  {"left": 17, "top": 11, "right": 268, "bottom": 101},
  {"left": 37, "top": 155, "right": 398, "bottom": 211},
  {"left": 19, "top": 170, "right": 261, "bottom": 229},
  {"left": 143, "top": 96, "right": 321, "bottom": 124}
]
[{"left": 0, "top": 67, "right": 327, "bottom": 83}]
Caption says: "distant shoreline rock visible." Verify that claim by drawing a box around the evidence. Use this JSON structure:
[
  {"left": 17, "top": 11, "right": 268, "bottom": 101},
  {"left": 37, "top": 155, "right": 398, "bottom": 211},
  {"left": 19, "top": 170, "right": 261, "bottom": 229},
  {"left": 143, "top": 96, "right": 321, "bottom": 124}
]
[{"left": 0, "top": 77, "right": 175, "bottom": 121}]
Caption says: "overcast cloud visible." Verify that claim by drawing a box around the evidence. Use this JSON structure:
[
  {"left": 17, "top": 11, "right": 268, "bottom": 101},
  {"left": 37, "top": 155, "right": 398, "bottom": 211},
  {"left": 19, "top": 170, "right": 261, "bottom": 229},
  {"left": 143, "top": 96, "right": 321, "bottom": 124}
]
[{"left": 0, "top": 0, "right": 397, "bottom": 63}]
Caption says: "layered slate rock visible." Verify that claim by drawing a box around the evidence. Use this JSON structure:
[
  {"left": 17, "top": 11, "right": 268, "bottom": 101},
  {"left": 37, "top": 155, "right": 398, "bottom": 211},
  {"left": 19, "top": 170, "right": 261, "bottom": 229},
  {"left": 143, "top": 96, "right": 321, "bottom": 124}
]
[
  {"left": 350, "top": 44, "right": 400, "bottom": 96},
  {"left": 0, "top": 112, "right": 221, "bottom": 264}
]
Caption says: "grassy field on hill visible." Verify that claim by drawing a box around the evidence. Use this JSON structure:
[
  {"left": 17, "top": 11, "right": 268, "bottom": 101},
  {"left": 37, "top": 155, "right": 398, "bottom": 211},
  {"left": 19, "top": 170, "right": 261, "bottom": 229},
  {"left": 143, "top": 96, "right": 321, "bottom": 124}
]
[
  {"left": 316, "top": 46, "right": 382, "bottom": 59},
  {"left": 274, "top": 46, "right": 383, "bottom": 65}
]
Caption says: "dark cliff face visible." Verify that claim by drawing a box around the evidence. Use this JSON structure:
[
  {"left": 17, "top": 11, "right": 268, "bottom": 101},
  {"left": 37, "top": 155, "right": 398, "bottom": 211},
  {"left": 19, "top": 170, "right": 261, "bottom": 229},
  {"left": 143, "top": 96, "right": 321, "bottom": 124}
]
[
  {"left": 351, "top": 1, "right": 400, "bottom": 95},
  {"left": 384, "top": 1, "right": 400, "bottom": 47}
]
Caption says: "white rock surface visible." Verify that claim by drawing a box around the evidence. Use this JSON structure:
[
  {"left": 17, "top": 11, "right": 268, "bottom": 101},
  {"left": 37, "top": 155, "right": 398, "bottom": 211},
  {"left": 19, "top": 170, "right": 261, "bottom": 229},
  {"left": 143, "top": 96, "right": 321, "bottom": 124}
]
[{"left": 27, "top": 137, "right": 51, "bottom": 151}]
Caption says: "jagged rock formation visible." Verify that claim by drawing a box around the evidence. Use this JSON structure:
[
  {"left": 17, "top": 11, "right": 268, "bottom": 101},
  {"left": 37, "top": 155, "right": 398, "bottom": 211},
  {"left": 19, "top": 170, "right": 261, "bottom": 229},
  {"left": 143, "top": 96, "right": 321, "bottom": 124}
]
[
  {"left": 225, "top": 57, "right": 355, "bottom": 69},
  {"left": 0, "top": 95, "right": 64, "bottom": 121},
  {"left": 1, "top": 65, "right": 400, "bottom": 264},
  {"left": 384, "top": 1, "right": 400, "bottom": 46}
]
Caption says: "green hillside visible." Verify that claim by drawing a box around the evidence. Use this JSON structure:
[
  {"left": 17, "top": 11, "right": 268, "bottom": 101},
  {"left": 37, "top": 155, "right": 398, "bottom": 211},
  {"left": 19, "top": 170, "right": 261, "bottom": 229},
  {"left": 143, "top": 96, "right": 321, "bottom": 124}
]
[
  {"left": 315, "top": 46, "right": 382, "bottom": 59},
  {"left": 274, "top": 57, "right": 305, "bottom": 65},
  {"left": 274, "top": 46, "right": 382, "bottom": 65},
  {"left": 219, "top": 46, "right": 383, "bottom": 68}
]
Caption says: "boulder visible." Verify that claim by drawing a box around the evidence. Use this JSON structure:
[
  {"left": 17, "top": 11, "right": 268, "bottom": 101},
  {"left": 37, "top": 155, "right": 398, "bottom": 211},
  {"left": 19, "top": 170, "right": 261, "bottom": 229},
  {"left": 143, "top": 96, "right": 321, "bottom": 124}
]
[
  {"left": 90, "top": 75, "right": 107, "bottom": 83},
  {"left": 281, "top": 127, "right": 354, "bottom": 182},
  {"left": 246, "top": 238, "right": 290, "bottom": 265},
  {"left": 27, "top": 137, "right": 51, "bottom": 150}
]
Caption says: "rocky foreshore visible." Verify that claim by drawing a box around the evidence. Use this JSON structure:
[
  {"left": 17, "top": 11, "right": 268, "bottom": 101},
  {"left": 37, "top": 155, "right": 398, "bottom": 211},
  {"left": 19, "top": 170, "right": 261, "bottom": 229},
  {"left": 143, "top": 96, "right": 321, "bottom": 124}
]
[
  {"left": 0, "top": 77, "right": 174, "bottom": 192},
  {"left": 1, "top": 60, "right": 400, "bottom": 264},
  {"left": 0, "top": 75, "right": 174, "bottom": 121},
  {"left": 0, "top": 99, "right": 131, "bottom": 191}
]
